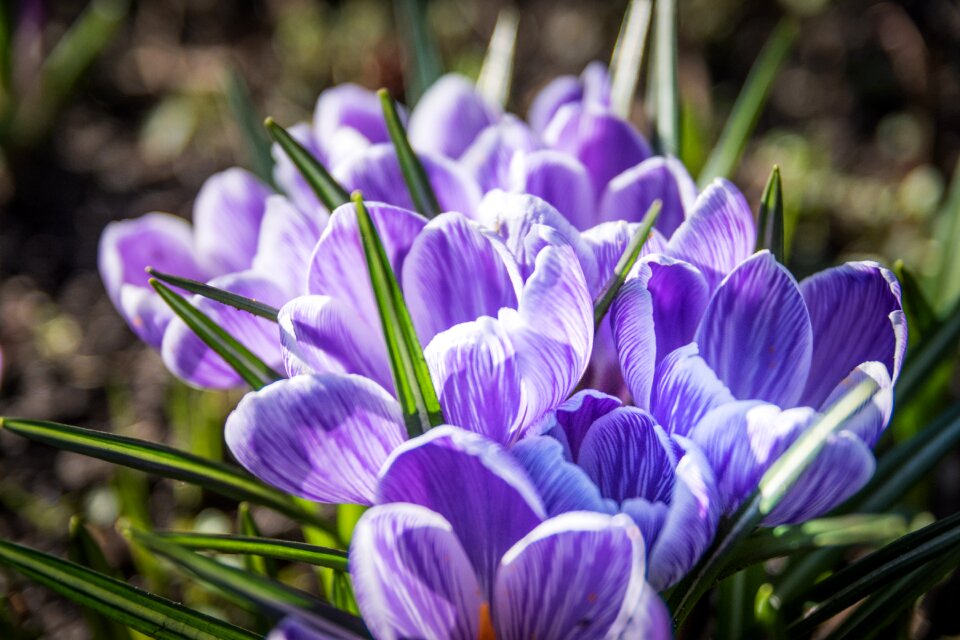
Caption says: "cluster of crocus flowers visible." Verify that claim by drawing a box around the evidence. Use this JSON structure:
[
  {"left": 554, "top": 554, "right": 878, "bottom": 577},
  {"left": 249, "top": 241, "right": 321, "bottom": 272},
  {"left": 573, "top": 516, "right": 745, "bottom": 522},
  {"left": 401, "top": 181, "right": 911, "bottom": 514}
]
[{"left": 98, "top": 62, "right": 906, "bottom": 639}]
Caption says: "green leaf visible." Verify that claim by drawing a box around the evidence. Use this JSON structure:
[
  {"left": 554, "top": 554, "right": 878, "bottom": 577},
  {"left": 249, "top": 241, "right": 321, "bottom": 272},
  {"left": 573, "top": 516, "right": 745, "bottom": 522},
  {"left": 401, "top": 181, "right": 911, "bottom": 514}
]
[
  {"left": 224, "top": 69, "right": 275, "bottom": 188},
  {"left": 237, "top": 503, "right": 278, "bottom": 579},
  {"left": 0, "top": 417, "right": 333, "bottom": 533},
  {"left": 894, "top": 259, "right": 937, "bottom": 342},
  {"left": 378, "top": 89, "right": 441, "bottom": 218},
  {"left": 125, "top": 526, "right": 367, "bottom": 637},
  {"left": 756, "top": 165, "right": 785, "bottom": 261},
  {"left": 353, "top": 192, "right": 444, "bottom": 436},
  {"left": 592, "top": 199, "right": 662, "bottom": 329},
  {"left": 476, "top": 7, "right": 519, "bottom": 108},
  {"left": 264, "top": 117, "right": 350, "bottom": 210},
  {"left": 790, "top": 511, "right": 960, "bottom": 636},
  {"left": 148, "top": 268, "right": 279, "bottom": 322},
  {"left": 697, "top": 18, "right": 798, "bottom": 186},
  {"left": 68, "top": 517, "right": 132, "bottom": 640},
  {"left": 392, "top": 0, "right": 442, "bottom": 105},
  {"left": 152, "top": 531, "right": 348, "bottom": 573},
  {"left": 0, "top": 538, "right": 259, "bottom": 640},
  {"left": 935, "top": 158, "right": 960, "bottom": 311},
  {"left": 894, "top": 293, "right": 960, "bottom": 405},
  {"left": 337, "top": 504, "right": 368, "bottom": 546},
  {"left": 150, "top": 279, "right": 282, "bottom": 390},
  {"left": 650, "top": 0, "right": 680, "bottom": 156},
  {"left": 666, "top": 378, "right": 880, "bottom": 625},
  {"left": 609, "top": 0, "right": 654, "bottom": 119}
]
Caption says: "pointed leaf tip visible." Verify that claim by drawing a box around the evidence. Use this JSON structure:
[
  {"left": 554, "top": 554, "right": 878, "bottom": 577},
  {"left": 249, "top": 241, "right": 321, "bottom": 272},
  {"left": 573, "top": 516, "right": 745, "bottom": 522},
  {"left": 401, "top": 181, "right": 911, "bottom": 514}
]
[
  {"left": 757, "top": 164, "right": 785, "bottom": 261},
  {"left": 264, "top": 117, "right": 350, "bottom": 210},
  {"left": 378, "top": 88, "right": 441, "bottom": 218}
]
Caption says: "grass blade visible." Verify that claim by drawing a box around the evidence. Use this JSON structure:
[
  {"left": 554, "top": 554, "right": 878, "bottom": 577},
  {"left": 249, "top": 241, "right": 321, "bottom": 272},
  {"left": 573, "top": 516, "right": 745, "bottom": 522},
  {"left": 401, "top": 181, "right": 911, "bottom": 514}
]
[
  {"left": 153, "top": 531, "right": 348, "bottom": 572},
  {"left": 68, "top": 517, "right": 132, "bottom": 640},
  {"left": 0, "top": 538, "right": 259, "bottom": 640},
  {"left": 378, "top": 89, "right": 441, "bottom": 217},
  {"left": 224, "top": 69, "right": 275, "bottom": 188},
  {"left": 894, "top": 259, "right": 937, "bottom": 341},
  {"left": 392, "top": 0, "right": 442, "bottom": 105},
  {"left": 150, "top": 279, "right": 282, "bottom": 389},
  {"left": 610, "top": 0, "right": 654, "bottom": 119},
  {"left": 593, "top": 200, "right": 662, "bottom": 329},
  {"left": 148, "top": 268, "right": 279, "bottom": 322},
  {"left": 237, "top": 503, "right": 278, "bottom": 579},
  {"left": 667, "top": 379, "right": 879, "bottom": 625},
  {"left": 353, "top": 193, "right": 444, "bottom": 436},
  {"left": 697, "top": 18, "right": 798, "bottom": 186},
  {"left": 935, "top": 158, "right": 960, "bottom": 311},
  {"left": 650, "top": 0, "right": 680, "bottom": 156},
  {"left": 0, "top": 417, "right": 333, "bottom": 533},
  {"left": 894, "top": 293, "right": 960, "bottom": 405},
  {"left": 476, "top": 7, "right": 519, "bottom": 108},
  {"left": 756, "top": 165, "right": 785, "bottom": 261},
  {"left": 264, "top": 117, "right": 350, "bottom": 210}
]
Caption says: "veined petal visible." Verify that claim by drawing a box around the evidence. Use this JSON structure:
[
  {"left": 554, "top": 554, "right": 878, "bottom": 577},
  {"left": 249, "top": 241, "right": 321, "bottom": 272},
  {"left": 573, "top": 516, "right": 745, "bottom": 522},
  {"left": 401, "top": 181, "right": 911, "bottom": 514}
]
[
  {"left": 509, "top": 149, "right": 596, "bottom": 231},
  {"left": 600, "top": 156, "right": 698, "bottom": 237},
  {"left": 695, "top": 251, "right": 813, "bottom": 407},
  {"left": 350, "top": 504, "right": 481, "bottom": 640},
  {"left": 160, "top": 271, "right": 286, "bottom": 389},
  {"left": 542, "top": 389, "right": 622, "bottom": 462},
  {"left": 377, "top": 426, "right": 546, "bottom": 595},
  {"left": 651, "top": 343, "right": 735, "bottom": 437},
  {"left": 460, "top": 116, "right": 539, "bottom": 192},
  {"left": 494, "top": 512, "right": 649, "bottom": 640},
  {"left": 401, "top": 212, "right": 523, "bottom": 344},
  {"left": 278, "top": 295, "right": 392, "bottom": 391},
  {"left": 817, "top": 361, "right": 893, "bottom": 448},
  {"left": 510, "top": 436, "right": 613, "bottom": 516},
  {"left": 193, "top": 168, "right": 272, "bottom": 275},
  {"left": 666, "top": 178, "right": 755, "bottom": 291},
  {"left": 408, "top": 74, "right": 499, "bottom": 159},
  {"left": 799, "top": 261, "right": 906, "bottom": 407},
  {"left": 225, "top": 373, "right": 405, "bottom": 505},
  {"left": 581, "top": 221, "right": 668, "bottom": 294},
  {"left": 251, "top": 195, "right": 324, "bottom": 298},
  {"left": 271, "top": 122, "right": 326, "bottom": 216},
  {"left": 313, "top": 83, "right": 391, "bottom": 147}
]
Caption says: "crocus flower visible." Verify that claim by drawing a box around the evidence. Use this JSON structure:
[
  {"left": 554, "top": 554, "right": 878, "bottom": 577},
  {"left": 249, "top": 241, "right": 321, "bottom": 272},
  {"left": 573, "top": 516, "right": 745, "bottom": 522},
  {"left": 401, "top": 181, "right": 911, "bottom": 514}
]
[
  {"left": 511, "top": 390, "right": 720, "bottom": 589},
  {"left": 350, "top": 426, "right": 672, "bottom": 640},
  {"left": 611, "top": 250, "right": 906, "bottom": 524}
]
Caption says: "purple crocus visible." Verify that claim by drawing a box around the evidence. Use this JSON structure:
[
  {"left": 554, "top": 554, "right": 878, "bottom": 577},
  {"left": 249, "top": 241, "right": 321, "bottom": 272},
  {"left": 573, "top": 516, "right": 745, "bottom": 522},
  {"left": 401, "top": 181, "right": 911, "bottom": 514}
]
[
  {"left": 511, "top": 390, "right": 720, "bottom": 589},
  {"left": 611, "top": 250, "right": 906, "bottom": 524}
]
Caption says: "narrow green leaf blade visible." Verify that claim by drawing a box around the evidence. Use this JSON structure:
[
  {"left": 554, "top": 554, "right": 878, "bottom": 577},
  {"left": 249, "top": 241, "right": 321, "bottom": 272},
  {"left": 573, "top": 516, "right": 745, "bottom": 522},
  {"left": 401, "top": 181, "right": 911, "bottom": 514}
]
[
  {"left": 148, "top": 268, "right": 279, "bottom": 322},
  {"left": 153, "top": 531, "right": 348, "bottom": 572},
  {"left": 264, "top": 117, "right": 350, "bottom": 210},
  {"left": 756, "top": 165, "right": 785, "bottom": 261},
  {"left": 68, "top": 517, "right": 132, "bottom": 640},
  {"left": 378, "top": 89, "right": 441, "bottom": 218},
  {"left": 0, "top": 417, "right": 330, "bottom": 531},
  {"left": 593, "top": 199, "right": 662, "bottom": 329},
  {"left": 476, "top": 7, "right": 519, "bottom": 108},
  {"left": 698, "top": 18, "right": 798, "bottom": 186},
  {"left": 894, "top": 259, "right": 937, "bottom": 341},
  {"left": 353, "top": 193, "right": 444, "bottom": 436},
  {"left": 224, "top": 69, "right": 275, "bottom": 187},
  {"left": 392, "top": 0, "right": 442, "bottom": 105},
  {"left": 237, "top": 503, "right": 278, "bottom": 579},
  {"left": 0, "top": 539, "right": 259, "bottom": 640},
  {"left": 150, "top": 279, "right": 282, "bottom": 389},
  {"left": 894, "top": 293, "right": 960, "bottom": 405},
  {"left": 651, "top": 0, "right": 680, "bottom": 156},
  {"left": 609, "top": 0, "right": 654, "bottom": 119},
  {"left": 935, "top": 158, "right": 960, "bottom": 311}
]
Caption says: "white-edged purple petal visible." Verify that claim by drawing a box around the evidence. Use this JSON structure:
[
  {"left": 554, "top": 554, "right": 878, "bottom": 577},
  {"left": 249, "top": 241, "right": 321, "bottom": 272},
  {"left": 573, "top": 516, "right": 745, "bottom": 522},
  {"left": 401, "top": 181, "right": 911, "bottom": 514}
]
[
  {"left": 192, "top": 168, "right": 272, "bottom": 275},
  {"left": 493, "top": 512, "right": 649, "bottom": 640},
  {"left": 600, "top": 156, "right": 698, "bottom": 237},
  {"left": 350, "top": 503, "right": 481, "bottom": 640},
  {"left": 666, "top": 178, "right": 756, "bottom": 291},
  {"left": 528, "top": 75, "right": 583, "bottom": 135},
  {"left": 225, "top": 373, "right": 405, "bottom": 505},
  {"left": 460, "top": 115, "right": 539, "bottom": 192},
  {"left": 651, "top": 343, "right": 736, "bottom": 437},
  {"left": 817, "top": 361, "right": 894, "bottom": 448},
  {"left": 313, "top": 83, "right": 390, "bottom": 148},
  {"left": 408, "top": 74, "right": 499, "bottom": 159},
  {"left": 160, "top": 271, "right": 286, "bottom": 389},
  {"left": 542, "top": 389, "right": 622, "bottom": 462},
  {"left": 581, "top": 222, "right": 668, "bottom": 292},
  {"left": 376, "top": 426, "right": 546, "bottom": 595},
  {"left": 272, "top": 122, "right": 327, "bottom": 216},
  {"left": 510, "top": 436, "right": 614, "bottom": 516},
  {"left": 401, "top": 212, "right": 523, "bottom": 344},
  {"left": 251, "top": 195, "right": 324, "bottom": 298},
  {"left": 696, "top": 251, "right": 813, "bottom": 407},
  {"left": 799, "top": 261, "right": 906, "bottom": 407},
  {"left": 508, "top": 149, "right": 595, "bottom": 230}
]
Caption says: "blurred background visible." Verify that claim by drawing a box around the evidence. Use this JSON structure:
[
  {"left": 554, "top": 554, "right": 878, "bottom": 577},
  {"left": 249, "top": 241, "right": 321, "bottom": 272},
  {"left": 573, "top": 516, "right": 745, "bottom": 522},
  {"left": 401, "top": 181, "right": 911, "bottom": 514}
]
[{"left": 0, "top": 0, "right": 959, "bottom": 637}]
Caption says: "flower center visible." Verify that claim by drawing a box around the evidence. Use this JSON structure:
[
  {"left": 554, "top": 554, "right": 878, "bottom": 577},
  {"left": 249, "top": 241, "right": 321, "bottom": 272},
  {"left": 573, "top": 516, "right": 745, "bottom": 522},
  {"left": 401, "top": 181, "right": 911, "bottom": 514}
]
[{"left": 478, "top": 601, "right": 496, "bottom": 640}]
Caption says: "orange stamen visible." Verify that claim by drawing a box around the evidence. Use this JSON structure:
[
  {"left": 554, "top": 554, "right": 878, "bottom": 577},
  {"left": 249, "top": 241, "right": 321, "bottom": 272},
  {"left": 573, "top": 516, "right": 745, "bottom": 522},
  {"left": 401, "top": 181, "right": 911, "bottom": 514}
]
[{"left": 478, "top": 602, "right": 496, "bottom": 640}]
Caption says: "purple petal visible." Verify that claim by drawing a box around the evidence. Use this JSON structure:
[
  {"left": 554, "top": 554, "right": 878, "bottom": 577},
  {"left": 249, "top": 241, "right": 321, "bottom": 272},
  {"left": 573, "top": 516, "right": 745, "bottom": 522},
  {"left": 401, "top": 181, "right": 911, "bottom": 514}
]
[
  {"left": 493, "top": 512, "right": 649, "bottom": 640},
  {"left": 817, "top": 361, "right": 894, "bottom": 448},
  {"left": 98, "top": 212, "right": 205, "bottom": 348},
  {"left": 600, "top": 156, "right": 698, "bottom": 237},
  {"left": 617, "top": 586, "right": 673, "bottom": 640},
  {"left": 377, "top": 426, "right": 546, "bottom": 595},
  {"left": 192, "top": 168, "right": 272, "bottom": 274},
  {"left": 542, "top": 389, "right": 622, "bottom": 462},
  {"left": 581, "top": 221, "right": 668, "bottom": 294},
  {"left": 334, "top": 143, "right": 482, "bottom": 216},
  {"left": 350, "top": 503, "right": 480, "bottom": 640},
  {"left": 510, "top": 436, "right": 614, "bottom": 516},
  {"left": 408, "top": 74, "right": 499, "bottom": 159},
  {"left": 508, "top": 150, "right": 596, "bottom": 231},
  {"left": 272, "top": 123, "right": 326, "bottom": 216},
  {"left": 696, "top": 251, "right": 813, "bottom": 406},
  {"left": 580, "top": 61, "right": 612, "bottom": 107},
  {"left": 666, "top": 178, "right": 756, "bottom": 291},
  {"left": 460, "top": 115, "right": 539, "bottom": 192},
  {"left": 313, "top": 83, "right": 390, "bottom": 147},
  {"left": 401, "top": 212, "right": 523, "bottom": 344},
  {"left": 528, "top": 75, "right": 583, "bottom": 135},
  {"left": 160, "top": 271, "right": 286, "bottom": 388},
  {"left": 543, "top": 104, "right": 652, "bottom": 195},
  {"left": 799, "top": 261, "right": 906, "bottom": 407},
  {"left": 225, "top": 373, "right": 405, "bottom": 504},
  {"left": 278, "top": 295, "right": 392, "bottom": 391},
  {"left": 651, "top": 343, "right": 736, "bottom": 437},
  {"left": 251, "top": 195, "right": 324, "bottom": 298}
]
